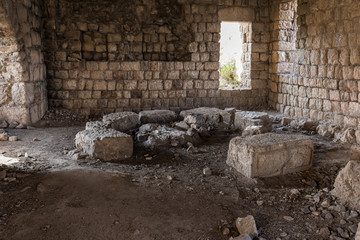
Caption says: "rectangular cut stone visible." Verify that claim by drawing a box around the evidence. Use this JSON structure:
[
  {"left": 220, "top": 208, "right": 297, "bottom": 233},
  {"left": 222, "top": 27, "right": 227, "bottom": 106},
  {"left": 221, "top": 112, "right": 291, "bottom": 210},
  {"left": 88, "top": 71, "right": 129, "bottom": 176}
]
[
  {"left": 227, "top": 133, "right": 314, "bottom": 178},
  {"left": 75, "top": 129, "right": 133, "bottom": 162}
]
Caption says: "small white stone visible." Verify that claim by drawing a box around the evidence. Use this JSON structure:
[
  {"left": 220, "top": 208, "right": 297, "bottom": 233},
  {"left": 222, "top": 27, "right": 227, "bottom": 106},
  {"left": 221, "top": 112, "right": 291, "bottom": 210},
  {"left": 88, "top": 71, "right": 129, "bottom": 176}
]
[
  {"left": 9, "top": 136, "right": 18, "bottom": 142},
  {"left": 283, "top": 216, "right": 294, "bottom": 221},
  {"left": 203, "top": 167, "right": 212, "bottom": 176}
]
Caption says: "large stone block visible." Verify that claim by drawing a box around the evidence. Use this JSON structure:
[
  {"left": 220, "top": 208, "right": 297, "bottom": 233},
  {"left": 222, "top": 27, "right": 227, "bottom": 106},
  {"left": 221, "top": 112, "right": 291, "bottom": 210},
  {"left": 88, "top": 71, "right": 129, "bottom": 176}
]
[
  {"left": 227, "top": 133, "right": 313, "bottom": 178},
  {"left": 180, "top": 107, "right": 231, "bottom": 130},
  {"left": 75, "top": 128, "right": 133, "bottom": 161},
  {"left": 102, "top": 112, "right": 139, "bottom": 132},
  {"left": 332, "top": 161, "right": 360, "bottom": 210},
  {"left": 234, "top": 111, "right": 272, "bottom": 132},
  {"left": 139, "top": 110, "right": 177, "bottom": 124}
]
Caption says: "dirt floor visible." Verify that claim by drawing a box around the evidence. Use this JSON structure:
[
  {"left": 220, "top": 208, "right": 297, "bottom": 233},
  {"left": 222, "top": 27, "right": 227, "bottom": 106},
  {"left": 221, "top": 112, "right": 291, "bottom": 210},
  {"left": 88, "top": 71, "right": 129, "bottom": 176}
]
[{"left": 0, "top": 114, "right": 359, "bottom": 240}]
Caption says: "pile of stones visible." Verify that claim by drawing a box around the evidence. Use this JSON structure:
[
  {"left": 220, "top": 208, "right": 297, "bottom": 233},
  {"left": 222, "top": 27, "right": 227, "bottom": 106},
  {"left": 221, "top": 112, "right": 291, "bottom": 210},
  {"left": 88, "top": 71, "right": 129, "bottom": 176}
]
[{"left": 75, "top": 107, "right": 274, "bottom": 162}]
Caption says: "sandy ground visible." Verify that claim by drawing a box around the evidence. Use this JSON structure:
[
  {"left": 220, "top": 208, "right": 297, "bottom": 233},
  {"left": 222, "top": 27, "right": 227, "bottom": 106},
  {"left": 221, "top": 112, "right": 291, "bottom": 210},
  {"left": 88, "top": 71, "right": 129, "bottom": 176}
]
[{"left": 0, "top": 120, "right": 358, "bottom": 240}]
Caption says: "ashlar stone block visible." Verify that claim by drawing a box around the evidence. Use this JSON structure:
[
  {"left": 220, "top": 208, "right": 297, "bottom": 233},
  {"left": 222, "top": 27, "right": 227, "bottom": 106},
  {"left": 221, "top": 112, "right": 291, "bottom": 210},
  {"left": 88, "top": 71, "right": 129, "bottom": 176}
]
[
  {"left": 227, "top": 133, "right": 313, "bottom": 178},
  {"left": 75, "top": 128, "right": 133, "bottom": 162}
]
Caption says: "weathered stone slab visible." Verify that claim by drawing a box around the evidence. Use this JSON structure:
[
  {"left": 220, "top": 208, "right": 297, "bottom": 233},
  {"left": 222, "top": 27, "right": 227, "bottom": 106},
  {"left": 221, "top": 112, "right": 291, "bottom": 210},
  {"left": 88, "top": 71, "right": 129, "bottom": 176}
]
[
  {"left": 102, "top": 112, "right": 139, "bottom": 132},
  {"left": 180, "top": 107, "right": 231, "bottom": 130},
  {"left": 227, "top": 133, "right": 313, "bottom": 178},
  {"left": 234, "top": 111, "right": 272, "bottom": 132},
  {"left": 139, "top": 110, "right": 177, "bottom": 124},
  {"left": 136, "top": 123, "right": 197, "bottom": 148},
  {"left": 333, "top": 161, "right": 360, "bottom": 210},
  {"left": 75, "top": 128, "right": 133, "bottom": 161}
]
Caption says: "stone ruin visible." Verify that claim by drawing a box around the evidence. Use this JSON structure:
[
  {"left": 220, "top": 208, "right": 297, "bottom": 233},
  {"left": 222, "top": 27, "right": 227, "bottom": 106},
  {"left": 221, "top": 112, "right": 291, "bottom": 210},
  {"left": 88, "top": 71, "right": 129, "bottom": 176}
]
[
  {"left": 75, "top": 107, "right": 316, "bottom": 181},
  {"left": 75, "top": 107, "right": 234, "bottom": 161},
  {"left": 75, "top": 107, "right": 359, "bottom": 212}
]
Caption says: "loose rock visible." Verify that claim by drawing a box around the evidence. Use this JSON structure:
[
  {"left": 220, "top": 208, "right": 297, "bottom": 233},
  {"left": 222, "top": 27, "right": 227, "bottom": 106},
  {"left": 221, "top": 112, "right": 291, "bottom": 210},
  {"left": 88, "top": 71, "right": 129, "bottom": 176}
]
[
  {"left": 9, "top": 136, "right": 18, "bottom": 142},
  {"left": 202, "top": 167, "right": 212, "bottom": 176},
  {"left": 319, "top": 227, "right": 330, "bottom": 238},
  {"left": 0, "top": 133, "right": 8, "bottom": 141},
  {"left": 235, "top": 215, "right": 258, "bottom": 238}
]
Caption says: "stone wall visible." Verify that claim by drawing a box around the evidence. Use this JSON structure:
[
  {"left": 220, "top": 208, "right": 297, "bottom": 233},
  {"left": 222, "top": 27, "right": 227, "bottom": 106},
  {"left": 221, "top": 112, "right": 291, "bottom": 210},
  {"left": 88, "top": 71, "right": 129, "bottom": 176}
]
[
  {"left": 270, "top": 0, "right": 360, "bottom": 127},
  {"left": 44, "top": 0, "right": 270, "bottom": 117},
  {"left": 239, "top": 22, "right": 252, "bottom": 88},
  {"left": 0, "top": 0, "right": 47, "bottom": 124}
]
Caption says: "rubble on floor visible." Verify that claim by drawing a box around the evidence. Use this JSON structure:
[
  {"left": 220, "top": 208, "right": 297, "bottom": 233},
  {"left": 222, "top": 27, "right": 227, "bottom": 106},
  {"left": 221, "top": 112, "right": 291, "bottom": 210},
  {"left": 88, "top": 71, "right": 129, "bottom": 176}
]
[
  {"left": 332, "top": 161, "right": 360, "bottom": 210},
  {"left": 227, "top": 133, "right": 314, "bottom": 178}
]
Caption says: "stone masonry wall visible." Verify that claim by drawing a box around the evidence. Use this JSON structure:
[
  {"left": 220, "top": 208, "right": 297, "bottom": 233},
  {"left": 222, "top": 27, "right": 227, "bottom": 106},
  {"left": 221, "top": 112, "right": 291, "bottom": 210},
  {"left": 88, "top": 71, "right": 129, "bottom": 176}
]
[
  {"left": 269, "top": 0, "right": 297, "bottom": 110},
  {"left": 0, "top": 0, "right": 47, "bottom": 124},
  {"left": 44, "top": 0, "right": 270, "bottom": 117},
  {"left": 270, "top": 0, "right": 360, "bottom": 127},
  {"left": 239, "top": 22, "right": 252, "bottom": 88}
]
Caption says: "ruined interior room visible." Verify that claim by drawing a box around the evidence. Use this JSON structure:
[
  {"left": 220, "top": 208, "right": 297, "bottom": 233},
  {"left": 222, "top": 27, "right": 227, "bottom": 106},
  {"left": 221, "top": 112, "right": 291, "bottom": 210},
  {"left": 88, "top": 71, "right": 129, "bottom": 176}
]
[{"left": 0, "top": 0, "right": 359, "bottom": 239}]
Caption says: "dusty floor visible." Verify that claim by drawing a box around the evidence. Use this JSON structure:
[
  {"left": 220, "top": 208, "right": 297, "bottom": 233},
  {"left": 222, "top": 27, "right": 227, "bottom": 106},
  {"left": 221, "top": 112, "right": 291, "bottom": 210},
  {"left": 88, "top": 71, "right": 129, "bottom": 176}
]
[{"left": 0, "top": 118, "right": 359, "bottom": 240}]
